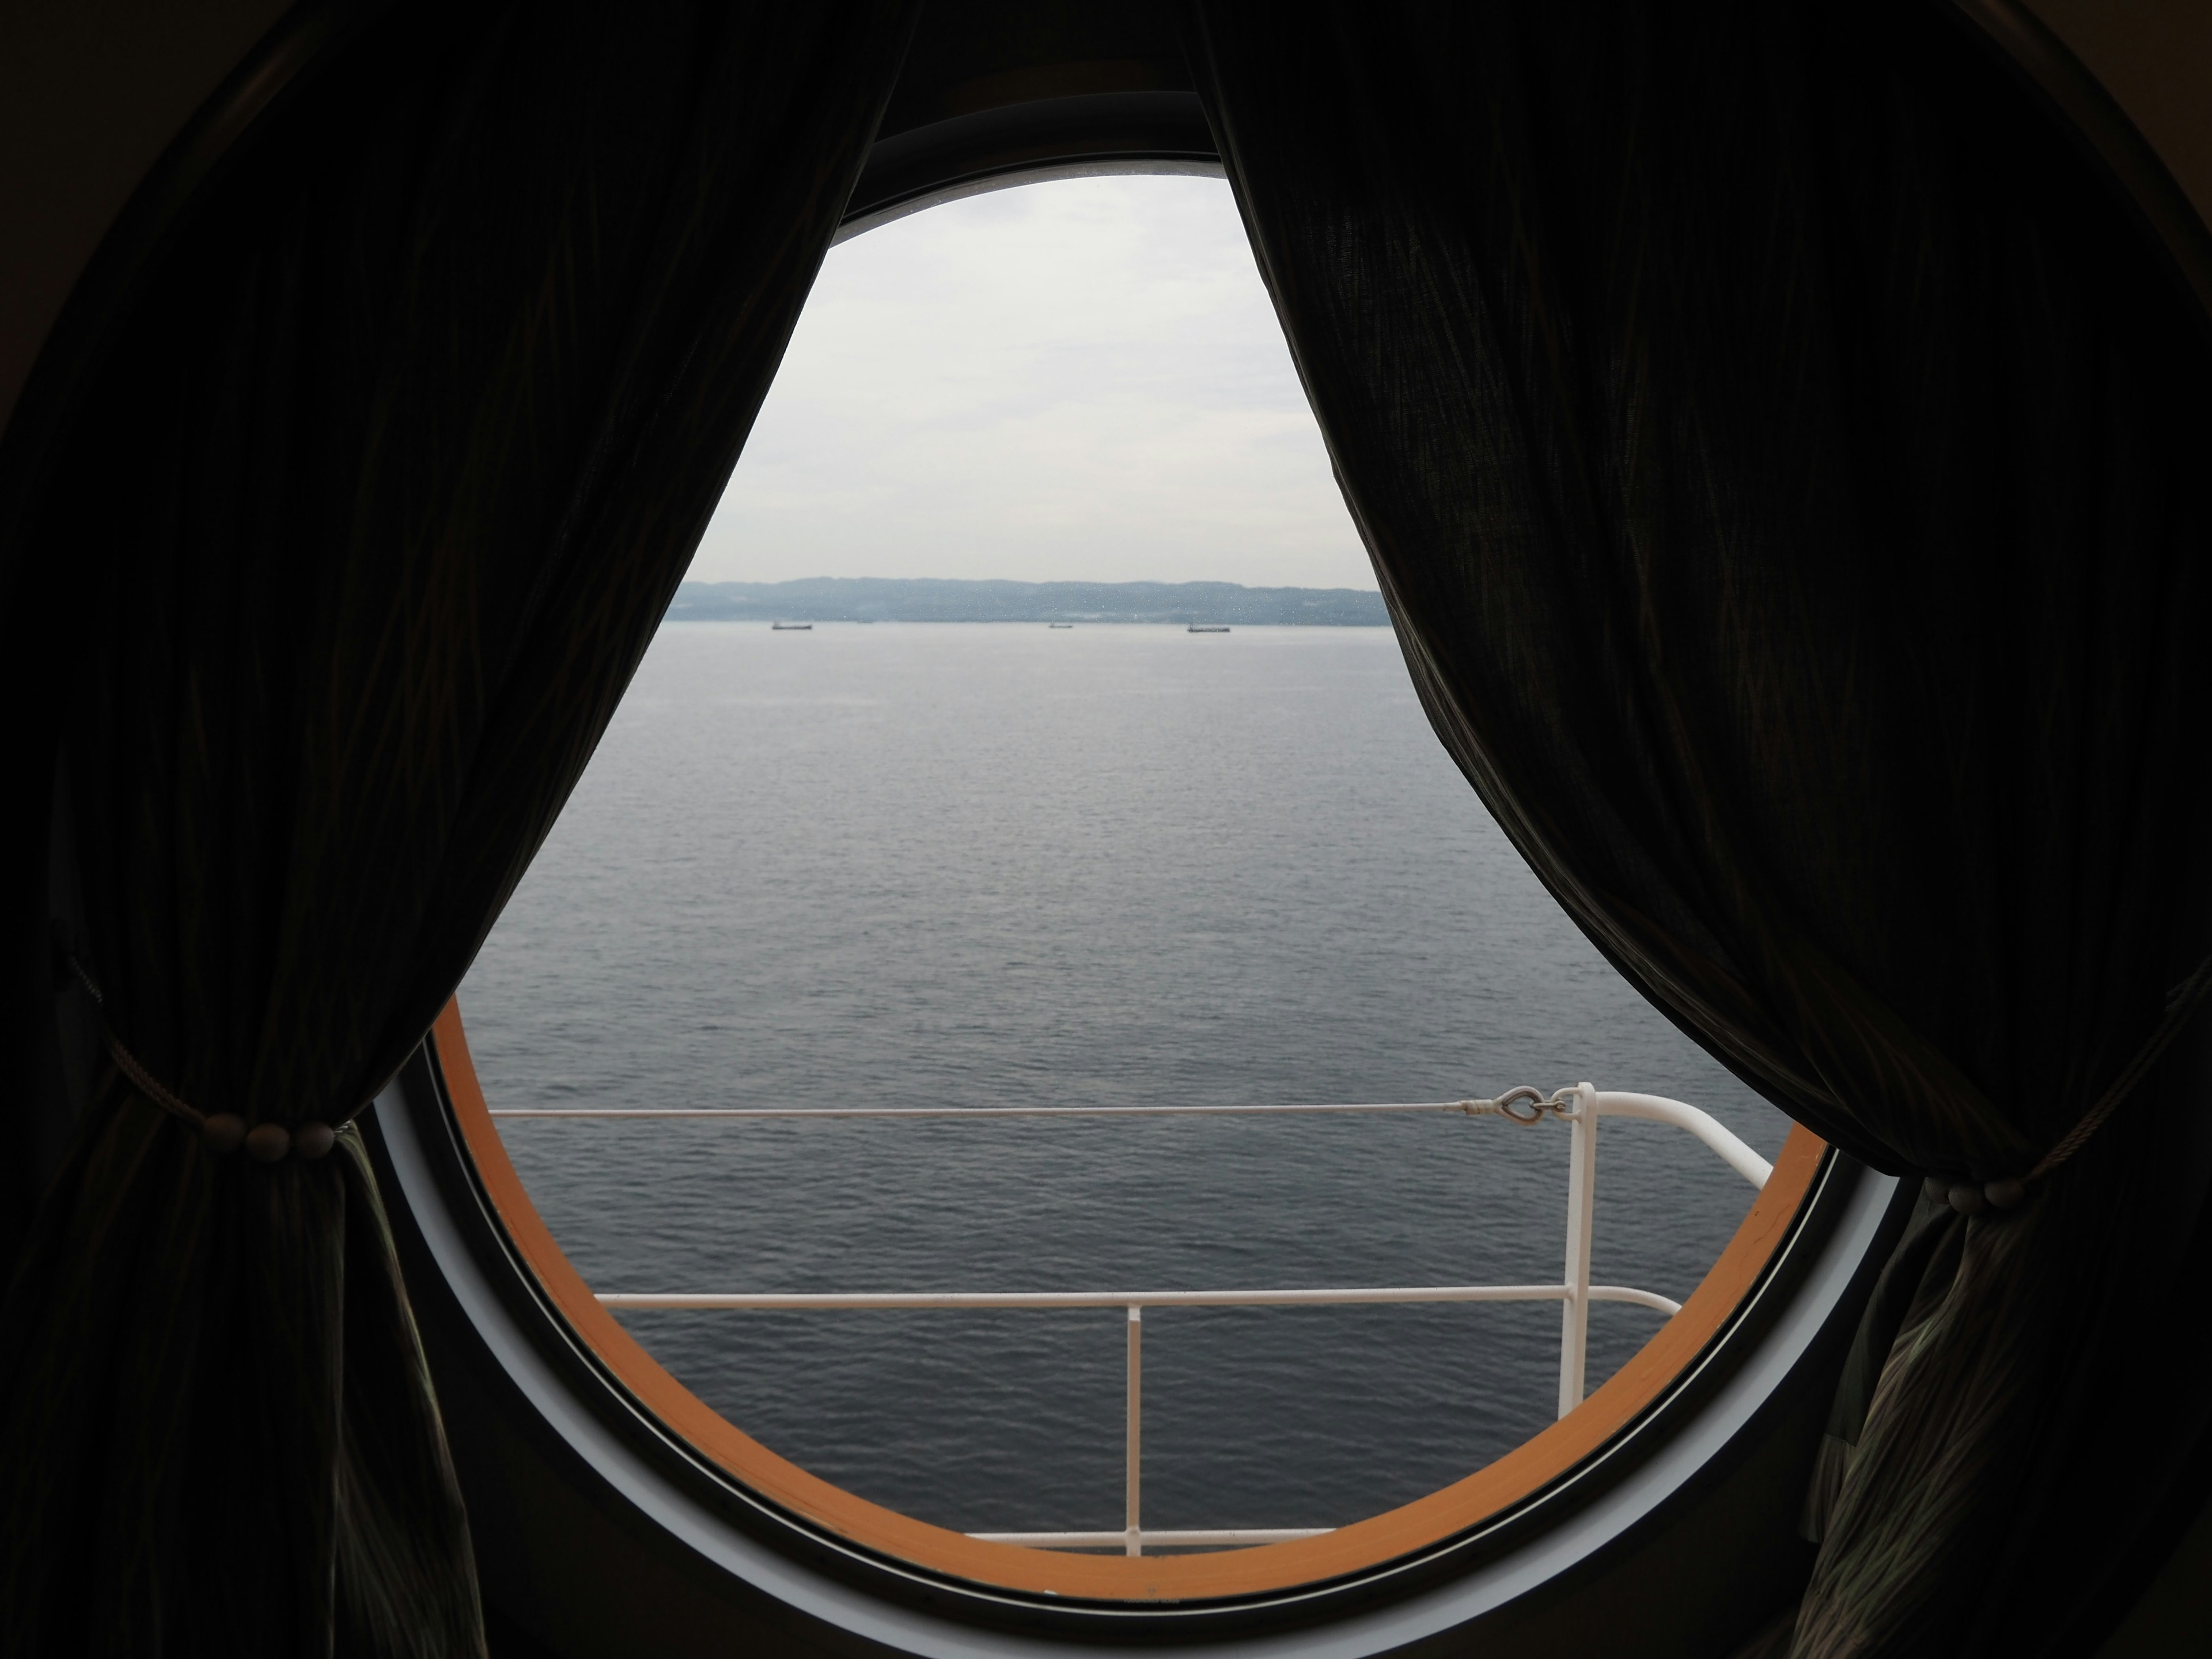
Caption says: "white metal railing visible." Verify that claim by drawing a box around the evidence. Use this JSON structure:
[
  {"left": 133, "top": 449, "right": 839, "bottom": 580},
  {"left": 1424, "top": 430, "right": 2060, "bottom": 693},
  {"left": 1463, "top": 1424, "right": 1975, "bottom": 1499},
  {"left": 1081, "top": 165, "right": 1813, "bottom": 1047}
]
[{"left": 495, "top": 1084, "right": 1769, "bottom": 1554}]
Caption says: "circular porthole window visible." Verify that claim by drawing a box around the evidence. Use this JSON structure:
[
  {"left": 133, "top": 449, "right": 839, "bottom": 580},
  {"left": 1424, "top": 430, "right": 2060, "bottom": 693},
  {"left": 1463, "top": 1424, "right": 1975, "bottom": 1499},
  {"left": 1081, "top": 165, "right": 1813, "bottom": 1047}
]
[{"left": 368, "top": 167, "right": 1897, "bottom": 1653}]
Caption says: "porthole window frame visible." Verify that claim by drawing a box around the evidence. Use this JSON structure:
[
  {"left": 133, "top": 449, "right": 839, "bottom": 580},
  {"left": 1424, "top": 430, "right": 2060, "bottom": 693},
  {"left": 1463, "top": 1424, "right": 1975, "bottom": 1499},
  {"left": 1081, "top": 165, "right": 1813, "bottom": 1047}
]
[{"left": 368, "top": 1002, "right": 1904, "bottom": 1651}]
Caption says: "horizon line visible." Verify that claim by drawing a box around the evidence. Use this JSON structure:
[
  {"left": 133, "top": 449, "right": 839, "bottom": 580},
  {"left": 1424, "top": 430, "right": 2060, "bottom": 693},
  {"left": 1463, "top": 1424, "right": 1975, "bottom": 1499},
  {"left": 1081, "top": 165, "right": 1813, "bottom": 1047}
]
[{"left": 679, "top": 575, "right": 1383, "bottom": 593}]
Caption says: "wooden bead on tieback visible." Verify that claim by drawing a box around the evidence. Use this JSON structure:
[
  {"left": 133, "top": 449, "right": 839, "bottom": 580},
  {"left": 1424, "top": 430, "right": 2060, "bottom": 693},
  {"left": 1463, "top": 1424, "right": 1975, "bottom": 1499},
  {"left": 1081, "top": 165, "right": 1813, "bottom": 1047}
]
[
  {"left": 244, "top": 1122, "right": 291, "bottom": 1163},
  {"left": 293, "top": 1121, "right": 336, "bottom": 1160},
  {"left": 1922, "top": 1172, "right": 2031, "bottom": 1216},
  {"left": 202, "top": 1113, "right": 247, "bottom": 1154}
]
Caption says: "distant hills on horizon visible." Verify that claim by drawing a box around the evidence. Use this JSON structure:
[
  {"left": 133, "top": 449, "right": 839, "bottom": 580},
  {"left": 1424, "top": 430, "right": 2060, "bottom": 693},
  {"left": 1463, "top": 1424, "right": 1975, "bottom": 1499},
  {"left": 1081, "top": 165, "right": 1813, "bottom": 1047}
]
[{"left": 666, "top": 577, "right": 1389, "bottom": 627}]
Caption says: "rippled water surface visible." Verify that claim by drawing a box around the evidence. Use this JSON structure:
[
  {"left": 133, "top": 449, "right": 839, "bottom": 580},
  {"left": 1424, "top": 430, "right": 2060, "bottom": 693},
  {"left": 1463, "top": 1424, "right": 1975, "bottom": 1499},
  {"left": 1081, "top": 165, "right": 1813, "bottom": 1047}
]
[{"left": 459, "top": 622, "right": 1789, "bottom": 1537}]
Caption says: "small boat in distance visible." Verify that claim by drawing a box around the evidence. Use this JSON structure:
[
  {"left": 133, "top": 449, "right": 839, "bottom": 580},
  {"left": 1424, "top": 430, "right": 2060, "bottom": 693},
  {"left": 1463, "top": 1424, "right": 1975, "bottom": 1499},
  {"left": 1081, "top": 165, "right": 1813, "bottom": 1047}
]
[
  {"left": 1048, "top": 622, "right": 1074, "bottom": 629},
  {"left": 1188, "top": 624, "right": 1230, "bottom": 634},
  {"left": 770, "top": 622, "right": 813, "bottom": 631}
]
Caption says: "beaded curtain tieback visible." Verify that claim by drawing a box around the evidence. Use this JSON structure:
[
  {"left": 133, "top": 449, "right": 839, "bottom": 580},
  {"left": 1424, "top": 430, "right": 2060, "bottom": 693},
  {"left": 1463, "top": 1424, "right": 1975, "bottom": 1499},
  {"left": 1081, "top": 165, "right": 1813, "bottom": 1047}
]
[
  {"left": 61, "top": 950, "right": 338, "bottom": 1162},
  {"left": 1925, "top": 953, "right": 2212, "bottom": 1219}
]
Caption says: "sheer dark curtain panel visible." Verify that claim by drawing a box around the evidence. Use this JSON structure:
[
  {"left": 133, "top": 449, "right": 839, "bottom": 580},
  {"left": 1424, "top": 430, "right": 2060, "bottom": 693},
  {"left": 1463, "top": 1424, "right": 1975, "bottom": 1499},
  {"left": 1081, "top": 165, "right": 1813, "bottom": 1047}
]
[
  {"left": 1184, "top": 3, "right": 2212, "bottom": 1656},
  {"left": 0, "top": 2, "right": 916, "bottom": 1653}
]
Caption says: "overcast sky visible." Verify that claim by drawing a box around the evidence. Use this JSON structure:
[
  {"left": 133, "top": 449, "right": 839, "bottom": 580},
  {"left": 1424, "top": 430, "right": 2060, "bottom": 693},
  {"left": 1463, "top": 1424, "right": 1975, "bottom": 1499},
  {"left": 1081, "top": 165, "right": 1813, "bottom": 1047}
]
[{"left": 690, "top": 175, "right": 1373, "bottom": 590}]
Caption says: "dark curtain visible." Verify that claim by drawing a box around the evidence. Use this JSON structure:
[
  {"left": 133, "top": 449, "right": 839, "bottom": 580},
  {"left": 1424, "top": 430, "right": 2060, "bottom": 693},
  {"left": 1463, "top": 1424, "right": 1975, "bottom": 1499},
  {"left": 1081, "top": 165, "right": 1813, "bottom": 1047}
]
[
  {"left": 0, "top": 2, "right": 916, "bottom": 1653},
  {"left": 1184, "top": 3, "right": 2212, "bottom": 1655}
]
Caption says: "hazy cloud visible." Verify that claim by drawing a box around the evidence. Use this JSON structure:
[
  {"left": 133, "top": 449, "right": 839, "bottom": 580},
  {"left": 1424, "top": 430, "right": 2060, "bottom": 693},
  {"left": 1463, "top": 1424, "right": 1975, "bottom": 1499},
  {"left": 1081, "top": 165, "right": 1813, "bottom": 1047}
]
[{"left": 690, "top": 175, "right": 1372, "bottom": 589}]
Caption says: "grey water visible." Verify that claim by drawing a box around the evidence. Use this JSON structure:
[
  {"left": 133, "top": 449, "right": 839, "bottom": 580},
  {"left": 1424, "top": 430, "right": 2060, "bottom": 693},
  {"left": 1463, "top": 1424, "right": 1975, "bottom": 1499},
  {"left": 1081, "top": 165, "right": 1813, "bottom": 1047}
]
[{"left": 459, "top": 620, "right": 1790, "bottom": 1540}]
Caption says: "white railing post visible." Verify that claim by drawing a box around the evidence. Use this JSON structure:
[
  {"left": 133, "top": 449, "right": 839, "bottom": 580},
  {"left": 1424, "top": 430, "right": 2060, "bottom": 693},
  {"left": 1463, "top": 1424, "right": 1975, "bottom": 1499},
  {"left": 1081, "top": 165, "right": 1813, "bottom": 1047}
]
[
  {"left": 1125, "top": 1305, "right": 1142, "bottom": 1555},
  {"left": 1556, "top": 1080, "right": 1599, "bottom": 1419}
]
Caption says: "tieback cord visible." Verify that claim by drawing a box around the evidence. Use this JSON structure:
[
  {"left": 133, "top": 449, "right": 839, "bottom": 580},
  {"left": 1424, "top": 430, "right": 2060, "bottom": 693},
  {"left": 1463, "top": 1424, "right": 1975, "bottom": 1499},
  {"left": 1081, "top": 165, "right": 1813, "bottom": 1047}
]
[
  {"left": 59, "top": 949, "right": 338, "bottom": 1163},
  {"left": 1925, "top": 952, "right": 2212, "bottom": 1219}
]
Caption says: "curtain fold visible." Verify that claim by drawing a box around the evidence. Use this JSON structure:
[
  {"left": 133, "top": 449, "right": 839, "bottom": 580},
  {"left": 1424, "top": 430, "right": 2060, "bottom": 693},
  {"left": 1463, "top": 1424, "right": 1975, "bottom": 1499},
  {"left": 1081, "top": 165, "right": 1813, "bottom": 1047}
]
[
  {"left": 0, "top": 2, "right": 917, "bottom": 1652},
  {"left": 1184, "top": 3, "right": 2212, "bottom": 1654}
]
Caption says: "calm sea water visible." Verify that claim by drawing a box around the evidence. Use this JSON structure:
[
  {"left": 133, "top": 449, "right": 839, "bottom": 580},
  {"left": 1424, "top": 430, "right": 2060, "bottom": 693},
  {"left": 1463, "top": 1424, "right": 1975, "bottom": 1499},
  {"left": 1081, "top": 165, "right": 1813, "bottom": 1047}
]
[{"left": 459, "top": 622, "right": 1788, "bottom": 1539}]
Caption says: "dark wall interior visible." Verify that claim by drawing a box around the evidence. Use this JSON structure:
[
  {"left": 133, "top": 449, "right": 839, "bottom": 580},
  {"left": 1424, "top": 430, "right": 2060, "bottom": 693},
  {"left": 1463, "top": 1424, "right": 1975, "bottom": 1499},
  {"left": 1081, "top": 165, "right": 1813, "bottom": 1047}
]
[{"left": 878, "top": 0, "right": 1191, "bottom": 138}]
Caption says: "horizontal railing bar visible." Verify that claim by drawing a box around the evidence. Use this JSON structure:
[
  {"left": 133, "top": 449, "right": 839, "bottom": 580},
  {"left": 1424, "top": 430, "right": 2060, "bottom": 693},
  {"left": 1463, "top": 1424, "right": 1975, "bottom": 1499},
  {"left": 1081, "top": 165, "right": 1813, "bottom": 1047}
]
[
  {"left": 601, "top": 1285, "right": 1562, "bottom": 1309},
  {"left": 1593, "top": 1093, "right": 1770, "bottom": 1189},
  {"left": 966, "top": 1528, "right": 1332, "bottom": 1548},
  {"left": 1590, "top": 1285, "right": 1684, "bottom": 1315},
  {"left": 595, "top": 1283, "right": 1682, "bottom": 1314},
  {"left": 492, "top": 1100, "right": 1503, "bottom": 1120}
]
